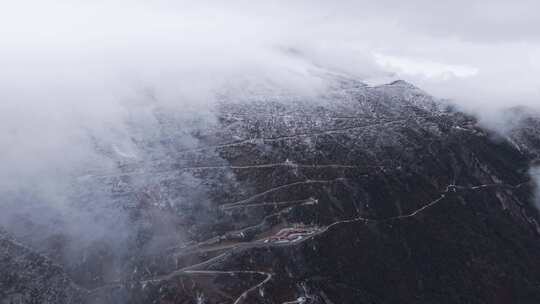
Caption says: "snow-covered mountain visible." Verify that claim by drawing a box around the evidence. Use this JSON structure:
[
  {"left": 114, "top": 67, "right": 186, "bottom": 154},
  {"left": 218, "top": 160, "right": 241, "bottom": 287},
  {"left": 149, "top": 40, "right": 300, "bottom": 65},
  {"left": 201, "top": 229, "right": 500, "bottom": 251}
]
[{"left": 2, "top": 79, "right": 540, "bottom": 304}]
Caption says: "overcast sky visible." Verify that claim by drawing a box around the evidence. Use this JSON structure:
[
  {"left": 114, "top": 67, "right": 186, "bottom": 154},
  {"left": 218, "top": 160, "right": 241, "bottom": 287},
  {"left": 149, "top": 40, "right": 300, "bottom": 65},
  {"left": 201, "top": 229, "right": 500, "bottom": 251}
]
[
  {"left": 2, "top": 1, "right": 540, "bottom": 108},
  {"left": 1, "top": 0, "right": 540, "bottom": 187}
]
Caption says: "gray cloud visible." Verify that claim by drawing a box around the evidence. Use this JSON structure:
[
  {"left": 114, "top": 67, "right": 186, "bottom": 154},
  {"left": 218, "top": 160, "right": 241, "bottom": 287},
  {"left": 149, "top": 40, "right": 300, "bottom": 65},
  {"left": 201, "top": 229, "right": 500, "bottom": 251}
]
[
  {"left": 1, "top": 0, "right": 540, "bottom": 280},
  {"left": 2, "top": 1, "right": 540, "bottom": 111}
]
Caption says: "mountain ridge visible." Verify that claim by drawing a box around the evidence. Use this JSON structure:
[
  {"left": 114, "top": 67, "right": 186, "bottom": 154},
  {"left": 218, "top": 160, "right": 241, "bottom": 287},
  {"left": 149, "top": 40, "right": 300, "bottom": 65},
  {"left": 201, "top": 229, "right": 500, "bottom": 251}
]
[{"left": 1, "top": 79, "right": 540, "bottom": 303}]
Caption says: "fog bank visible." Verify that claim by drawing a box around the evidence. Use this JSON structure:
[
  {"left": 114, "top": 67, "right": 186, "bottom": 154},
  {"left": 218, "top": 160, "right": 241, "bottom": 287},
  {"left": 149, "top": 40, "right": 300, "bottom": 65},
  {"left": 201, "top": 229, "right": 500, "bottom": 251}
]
[{"left": 1, "top": 0, "right": 540, "bottom": 281}]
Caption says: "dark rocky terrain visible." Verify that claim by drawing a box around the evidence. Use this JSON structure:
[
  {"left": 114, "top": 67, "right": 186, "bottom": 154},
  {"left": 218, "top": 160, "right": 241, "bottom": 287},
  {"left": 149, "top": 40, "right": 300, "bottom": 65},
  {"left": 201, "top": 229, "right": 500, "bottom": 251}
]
[{"left": 2, "top": 79, "right": 540, "bottom": 303}]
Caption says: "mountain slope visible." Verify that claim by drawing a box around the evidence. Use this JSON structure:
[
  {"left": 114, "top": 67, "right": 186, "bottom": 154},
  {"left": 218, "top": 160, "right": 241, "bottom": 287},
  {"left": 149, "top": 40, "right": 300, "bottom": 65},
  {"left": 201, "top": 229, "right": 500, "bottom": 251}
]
[{"left": 2, "top": 79, "right": 540, "bottom": 303}]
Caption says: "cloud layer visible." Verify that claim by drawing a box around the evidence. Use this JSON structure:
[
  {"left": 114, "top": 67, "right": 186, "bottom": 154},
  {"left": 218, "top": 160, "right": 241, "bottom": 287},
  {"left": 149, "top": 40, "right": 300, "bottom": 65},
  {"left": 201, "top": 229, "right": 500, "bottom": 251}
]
[
  {"left": 1, "top": 0, "right": 540, "bottom": 273},
  {"left": 2, "top": 1, "right": 540, "bottom": 110}
]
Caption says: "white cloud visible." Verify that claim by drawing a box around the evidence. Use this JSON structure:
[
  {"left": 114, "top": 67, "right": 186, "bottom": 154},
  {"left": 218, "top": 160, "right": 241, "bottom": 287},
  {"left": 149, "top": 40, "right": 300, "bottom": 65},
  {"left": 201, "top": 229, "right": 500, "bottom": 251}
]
[
  {"left": 1, "top": 0, "right": 540, "bottom": 272},
  {"left": 1, "top": 1, "right": 540, "bottom": 196},
  {"left": 374, "top": 53, "right": 479, "bottom": 80},
  {"left": 0, "top": 1, "right": 539, "bottom": 179}
]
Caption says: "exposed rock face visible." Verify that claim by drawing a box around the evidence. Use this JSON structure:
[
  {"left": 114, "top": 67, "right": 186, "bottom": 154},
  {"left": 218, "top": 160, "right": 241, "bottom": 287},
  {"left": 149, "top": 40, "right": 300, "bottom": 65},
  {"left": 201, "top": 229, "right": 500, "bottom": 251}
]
[{"left": 2, "top": 79, "right": 540, "bottom": 303}]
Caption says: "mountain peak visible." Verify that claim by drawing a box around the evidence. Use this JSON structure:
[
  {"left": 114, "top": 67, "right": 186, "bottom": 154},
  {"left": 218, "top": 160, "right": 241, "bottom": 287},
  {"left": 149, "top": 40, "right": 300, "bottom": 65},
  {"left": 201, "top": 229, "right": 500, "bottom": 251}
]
[{"left": 386, "top": 79, "right": 418, "bottom": 89}]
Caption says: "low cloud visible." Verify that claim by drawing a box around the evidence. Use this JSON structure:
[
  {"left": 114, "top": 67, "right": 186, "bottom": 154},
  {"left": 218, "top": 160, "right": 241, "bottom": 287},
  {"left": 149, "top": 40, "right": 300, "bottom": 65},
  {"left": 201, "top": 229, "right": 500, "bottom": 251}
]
[{"left": 1, "top": 0, "right": 540, "bottom": 284}]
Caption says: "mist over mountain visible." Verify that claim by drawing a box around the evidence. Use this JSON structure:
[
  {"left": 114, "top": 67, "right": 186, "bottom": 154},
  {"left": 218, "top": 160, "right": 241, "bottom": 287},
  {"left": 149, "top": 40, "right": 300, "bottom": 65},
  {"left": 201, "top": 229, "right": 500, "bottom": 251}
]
[{"left": 1, "top": 1, "right": 540, "bottom": 304}]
